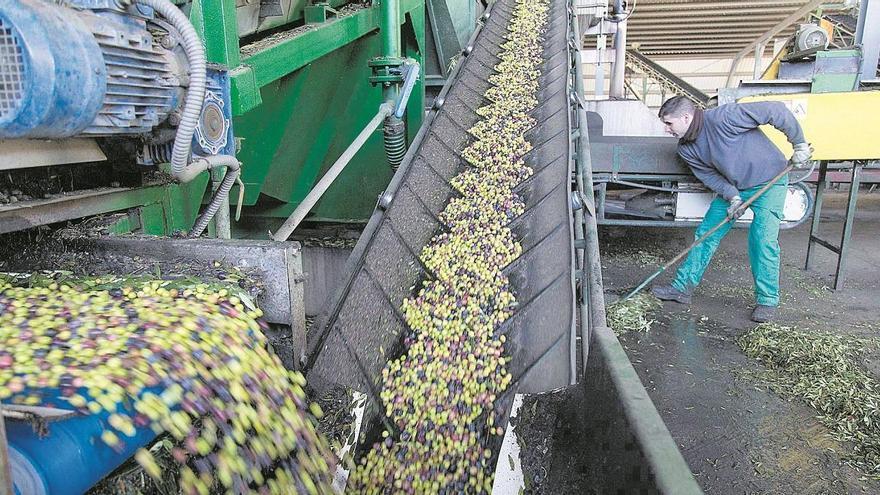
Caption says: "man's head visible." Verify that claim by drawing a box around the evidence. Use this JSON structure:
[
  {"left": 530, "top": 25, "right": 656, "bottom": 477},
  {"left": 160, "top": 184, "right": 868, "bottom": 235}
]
[{"left": 658, "top": 96, "right": 697, "bottom": 139}]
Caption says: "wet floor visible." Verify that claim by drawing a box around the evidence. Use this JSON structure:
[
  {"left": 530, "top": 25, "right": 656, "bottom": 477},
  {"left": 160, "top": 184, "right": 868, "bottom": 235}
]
[
  {"left": 600, "top": 193, "right": 880, "bottom": 493},
  {"left": 620, "top": 314, "right": 875, "bottom": 493},
  {"left": 514, "top": 192, "right": 880, "bottom": 494}
]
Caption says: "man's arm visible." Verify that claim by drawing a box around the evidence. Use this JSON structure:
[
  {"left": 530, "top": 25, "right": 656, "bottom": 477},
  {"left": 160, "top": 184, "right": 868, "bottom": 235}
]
[
  {"left": 679, "top": 148, "right": 739, "bottom": 201},
  {"left": 721, "top": 101, "right": 806, "bottom": 144}
]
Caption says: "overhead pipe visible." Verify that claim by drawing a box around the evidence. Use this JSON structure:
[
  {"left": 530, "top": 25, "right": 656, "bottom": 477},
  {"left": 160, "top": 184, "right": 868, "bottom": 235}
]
[{"left": 609, "top": 0, "right": 627, "bottom": 98}]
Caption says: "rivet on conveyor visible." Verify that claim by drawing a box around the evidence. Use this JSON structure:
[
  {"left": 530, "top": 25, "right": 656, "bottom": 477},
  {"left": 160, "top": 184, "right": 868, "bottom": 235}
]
[
  {"left": 377, "top": 190, "right": 394, "bottom": 211},
  {"left": 462, "top": 45, "right": 474, "bottom": 56},
  {"left": 432, "top": 96, "right": 445, "bottom": 111}
]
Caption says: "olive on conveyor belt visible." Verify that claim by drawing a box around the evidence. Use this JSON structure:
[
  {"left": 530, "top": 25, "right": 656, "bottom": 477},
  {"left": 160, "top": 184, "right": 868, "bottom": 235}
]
[{"left": 349, "top": 0, "right": 550, "bottom": 492}]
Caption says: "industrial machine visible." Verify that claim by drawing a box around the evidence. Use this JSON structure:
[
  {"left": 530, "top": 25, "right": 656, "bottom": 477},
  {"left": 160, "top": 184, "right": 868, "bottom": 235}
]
[
  {"left": 18, "top": 0, "right": 879, "bottom": 492},
  {"left": 0, "top": 0, "right": 486, "bottom": 239},
  {"left": 573, "top": 0, "right": 880, "bottom": 230},
  {"left": 0, "top": 0, "right": 705, "bottom": 492}
]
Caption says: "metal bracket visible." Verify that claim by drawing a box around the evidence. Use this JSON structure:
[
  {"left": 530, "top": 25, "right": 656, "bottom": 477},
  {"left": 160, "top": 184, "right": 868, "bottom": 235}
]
[
  {"left": 304, "top": 2, "right": 338, "bottom": 24},
  {"left": 393, "top": 61, "right": 421, "bottom": 118},
  {"left": 369, "top": 57, "right": 407, "bottom": 86}
]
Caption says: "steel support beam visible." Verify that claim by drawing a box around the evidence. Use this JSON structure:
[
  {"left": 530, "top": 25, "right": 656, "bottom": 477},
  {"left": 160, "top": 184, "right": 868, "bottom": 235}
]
[
  {"left": 628, "top": 18, "right": 788, "bottom": 26},
  {"left": 635, "top": 0, "right": 809, "bottom": 11},
  {"left": 754, "top": 42, "right": 767, "bottom": 79},
  {"left": 629, "top": 26, "right": 781, "bottom": 36},
  {"left": 610, "top": 19, "right": 627, "bottom": 98},
  {"left": 194, "top": 0, "right": 241, "bottom": 67},
  {"left": 725, "top": 0, "right": 826, "bottom": 87},
  {"left": 631, "top": 7, "right": 808, "bottom": 18},
  {"left": 646, "top": 51, "right": 742, "bottom": 57},
  {"left": 632, "top": 32, "right": 790, "bottom": 41},
  {"left": 640, "top": 39, "right": 783, "bottom": 48}
]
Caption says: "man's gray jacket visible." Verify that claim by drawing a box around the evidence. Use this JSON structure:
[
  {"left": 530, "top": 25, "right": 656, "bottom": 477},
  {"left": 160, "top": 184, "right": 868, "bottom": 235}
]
[{"left": 678, "top": 101, "right": 806, "bottom": 201}]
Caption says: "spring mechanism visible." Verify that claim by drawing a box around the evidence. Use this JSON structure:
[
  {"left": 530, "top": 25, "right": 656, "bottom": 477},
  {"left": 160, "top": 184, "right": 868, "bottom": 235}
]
[{"left": 383, "top": 116, "right": 407, "bottom": 170}]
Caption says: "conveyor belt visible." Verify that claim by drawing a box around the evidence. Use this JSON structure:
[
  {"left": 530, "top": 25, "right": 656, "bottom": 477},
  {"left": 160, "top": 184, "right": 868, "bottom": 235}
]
[{"left": 306, "top": 0, "right": 574, "bottom": 395}]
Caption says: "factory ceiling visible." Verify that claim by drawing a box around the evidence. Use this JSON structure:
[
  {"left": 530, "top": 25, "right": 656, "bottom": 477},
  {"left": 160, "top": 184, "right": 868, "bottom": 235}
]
[{"left": 625, "top": 0, "right": 855, "bottom": 57}]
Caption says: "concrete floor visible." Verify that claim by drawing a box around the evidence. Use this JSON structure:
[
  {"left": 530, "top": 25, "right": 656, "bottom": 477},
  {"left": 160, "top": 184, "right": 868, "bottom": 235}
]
[{"left": 600, "top": 190, "right": 880, "bottom": 494}]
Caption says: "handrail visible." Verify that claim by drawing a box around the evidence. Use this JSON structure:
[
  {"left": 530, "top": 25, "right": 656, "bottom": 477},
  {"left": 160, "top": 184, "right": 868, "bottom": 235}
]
[
  {"left": 571, "top": 12, "right": 607, "bottom": 360},
  {"left": 626, "top": 50, "right": 710, "bottom": 108}
]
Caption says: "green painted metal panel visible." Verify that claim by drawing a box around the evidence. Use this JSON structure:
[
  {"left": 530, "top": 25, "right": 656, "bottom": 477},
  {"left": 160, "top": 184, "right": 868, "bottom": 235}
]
[
  {"left": 425, "top": 0, "right": 478, "bottom": 83},
  {"left": 233, "top": 34, "right": 409, "bottom": 221},
  {"left": 97, "top": 176, "right": 209, "bottom": 236},
  {"left": 229, "top": 1, "right": 425, "bottom": 224},
  {"left": 811, "top": 49, "right": 861, "bottom": 93},
  {"left": 240, "top": 8, "right": 380, "bottom": 90},
  {"left": 194, "top": 0, "right": 241, "bottom": 67}
]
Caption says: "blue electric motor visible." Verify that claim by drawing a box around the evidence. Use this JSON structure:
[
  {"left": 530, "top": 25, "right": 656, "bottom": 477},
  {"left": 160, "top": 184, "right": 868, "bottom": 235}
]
[{"left": 0, "top": 0, "right": 181, "bottom": 139}]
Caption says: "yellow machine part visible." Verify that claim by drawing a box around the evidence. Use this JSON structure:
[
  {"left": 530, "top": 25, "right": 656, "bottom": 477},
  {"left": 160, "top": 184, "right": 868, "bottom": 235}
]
[{"left": 741, "top": 91, "right": 880, "bottom": 161}]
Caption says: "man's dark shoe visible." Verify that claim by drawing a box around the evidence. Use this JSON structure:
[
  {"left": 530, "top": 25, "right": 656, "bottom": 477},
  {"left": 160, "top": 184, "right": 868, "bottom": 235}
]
[
  {"left": 650, "top": 284, "right": 692, "bottom": 304},
  {"left": 751, "top": 305, "right": 777, "bottom": 323}
]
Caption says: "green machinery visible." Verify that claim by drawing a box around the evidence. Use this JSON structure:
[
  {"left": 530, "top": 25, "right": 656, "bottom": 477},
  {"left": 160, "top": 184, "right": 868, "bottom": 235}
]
[{"left": 0, "top": 0, "right": 483, "bottom": 238}]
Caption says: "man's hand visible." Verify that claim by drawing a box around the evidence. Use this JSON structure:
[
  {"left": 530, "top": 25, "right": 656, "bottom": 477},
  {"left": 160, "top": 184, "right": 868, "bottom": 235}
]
[
  {"left": 791, "top": 142, "right": 813, "bottom": 165},
  {"left": 727, "top": 195, "right": 745, "bottom": 220}
]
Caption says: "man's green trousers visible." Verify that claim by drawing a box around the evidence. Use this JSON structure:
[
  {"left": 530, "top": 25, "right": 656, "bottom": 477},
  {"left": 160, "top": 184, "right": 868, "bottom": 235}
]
[{"left": 671, "top": 177, "right": 788, "bottom": 307}]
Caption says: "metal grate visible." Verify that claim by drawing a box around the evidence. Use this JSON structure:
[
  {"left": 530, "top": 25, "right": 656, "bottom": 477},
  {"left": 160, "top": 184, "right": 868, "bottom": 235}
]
[{"left": 0, "top": 15, "right": 26, "bottom": 122}]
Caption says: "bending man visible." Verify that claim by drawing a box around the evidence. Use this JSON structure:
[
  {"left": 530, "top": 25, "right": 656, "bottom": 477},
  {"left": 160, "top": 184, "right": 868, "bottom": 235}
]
[{"left": 652, "top": 96, "right": 811, "bottom": 323}]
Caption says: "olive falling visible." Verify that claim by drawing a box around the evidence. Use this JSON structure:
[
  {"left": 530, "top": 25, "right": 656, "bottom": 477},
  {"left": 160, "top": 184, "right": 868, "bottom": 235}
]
[{"left": 0, "top": 277, "right": 334, "bottom": 495}]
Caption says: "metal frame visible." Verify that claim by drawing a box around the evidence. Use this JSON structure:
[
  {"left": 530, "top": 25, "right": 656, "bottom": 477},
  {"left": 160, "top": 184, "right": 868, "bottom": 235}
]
[
  {"left": 804, "top": 160, "right": 865, "bottom": 289},
  {"left": 0, "top": 410, "right": 10, "bottom": 495},
  {"left": 570, "top": 7, "right": 701, "bottom": 494},
  {"left": 625, "top": 50, "right": 710, "bottom": 107}
]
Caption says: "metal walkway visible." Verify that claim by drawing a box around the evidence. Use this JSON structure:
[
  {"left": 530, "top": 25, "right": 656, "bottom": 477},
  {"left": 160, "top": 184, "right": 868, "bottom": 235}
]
[
  {"left": 306, "top": 0, "right": 574, "bottom": 396},
  {"left": 626, "top": 50, "right": 711, "bottom": 107}
]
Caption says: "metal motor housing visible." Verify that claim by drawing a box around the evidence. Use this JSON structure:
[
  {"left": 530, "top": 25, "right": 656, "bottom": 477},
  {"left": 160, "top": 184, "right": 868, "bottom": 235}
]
[{"left": 0, "top": 0, "right": 180, "bottom": 139}]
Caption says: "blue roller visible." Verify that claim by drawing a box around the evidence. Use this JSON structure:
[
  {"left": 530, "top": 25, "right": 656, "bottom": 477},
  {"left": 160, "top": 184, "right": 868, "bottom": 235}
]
[
  {"left": 4, "top": 388, "right": 162, "bottom": 495},
  {"left": 0, "top": 0, "right": 107, "bottom": 139}
]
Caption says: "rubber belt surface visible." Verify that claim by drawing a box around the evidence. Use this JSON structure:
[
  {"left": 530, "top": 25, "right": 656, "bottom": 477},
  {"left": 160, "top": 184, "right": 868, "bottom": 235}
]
[{"left": 307, "top": 0, "right": 574, "bottom": 395}]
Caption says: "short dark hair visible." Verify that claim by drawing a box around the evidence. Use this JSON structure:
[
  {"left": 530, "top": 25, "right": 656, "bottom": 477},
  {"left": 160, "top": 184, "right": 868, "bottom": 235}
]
[{"left": 658, "top": 96, "right": 696, "bottom": 119}]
